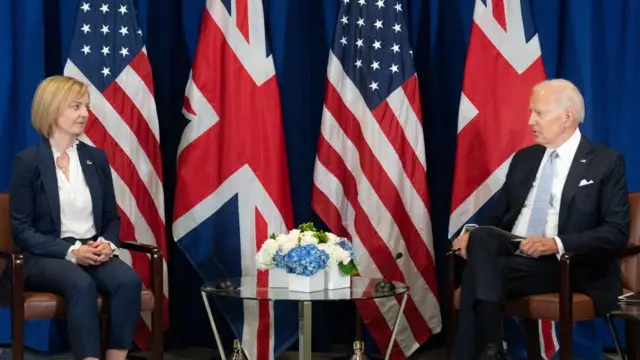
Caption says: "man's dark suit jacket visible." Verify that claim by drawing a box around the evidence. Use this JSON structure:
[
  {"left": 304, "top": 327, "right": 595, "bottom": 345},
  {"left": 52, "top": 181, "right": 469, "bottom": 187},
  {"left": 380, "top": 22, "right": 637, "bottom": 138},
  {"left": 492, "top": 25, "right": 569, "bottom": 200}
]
[
  {"left": 482, "top": 136, "right": 630, "bottom": 315},
  {"left": 8, "top": 138, "right": 121, "bottom": 261}
]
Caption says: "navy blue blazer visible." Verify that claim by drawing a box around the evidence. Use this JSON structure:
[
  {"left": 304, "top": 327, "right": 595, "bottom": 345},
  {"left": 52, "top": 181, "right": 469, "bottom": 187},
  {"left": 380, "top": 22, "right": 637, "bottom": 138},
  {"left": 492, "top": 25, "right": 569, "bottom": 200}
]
[{"left": 9, "top": 138, "right": 121, "bottom": 259}]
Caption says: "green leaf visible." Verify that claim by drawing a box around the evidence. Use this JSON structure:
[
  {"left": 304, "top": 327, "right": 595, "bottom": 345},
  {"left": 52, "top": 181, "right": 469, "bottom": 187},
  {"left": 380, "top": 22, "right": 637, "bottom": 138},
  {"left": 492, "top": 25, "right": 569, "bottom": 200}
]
[
  {"left": 297, "top": 222, "right": 317, "bottom": 232},
  {"left": 315, "top": 230, "right": 328, "bottom": 244},
  {"left": 268, "top": 233, "right": 277, "bottom": 240},
  {"left": 338, "top": 261, "right": 359, "bottom": 276}
]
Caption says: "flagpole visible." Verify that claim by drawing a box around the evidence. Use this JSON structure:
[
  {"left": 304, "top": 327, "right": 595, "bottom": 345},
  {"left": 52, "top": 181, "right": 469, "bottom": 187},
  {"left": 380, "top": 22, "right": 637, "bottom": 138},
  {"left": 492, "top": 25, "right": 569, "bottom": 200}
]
[{"left": 355, "top": 311, "right": 362, "bottom": 341}]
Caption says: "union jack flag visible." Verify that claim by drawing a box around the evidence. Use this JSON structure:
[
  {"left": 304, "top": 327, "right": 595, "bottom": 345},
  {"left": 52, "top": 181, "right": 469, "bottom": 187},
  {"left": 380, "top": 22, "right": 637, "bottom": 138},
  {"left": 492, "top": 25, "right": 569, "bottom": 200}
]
[
  {"left": 173, "top": 0, "right": 297, "bottom": 359},
  {"left": 63, "top": 0, "right": 169, "bottom": 348},
  {"left": 448, "top": 0, "right": 560, "bottom": 358},
  {"left": 311, "top": 0, "right": 441, "bottom": 358}
]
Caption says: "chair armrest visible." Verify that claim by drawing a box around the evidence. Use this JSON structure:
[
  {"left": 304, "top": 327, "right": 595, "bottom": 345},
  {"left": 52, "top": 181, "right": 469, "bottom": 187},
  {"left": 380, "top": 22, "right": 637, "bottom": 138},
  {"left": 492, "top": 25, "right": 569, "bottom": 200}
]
[
  {"left": 557, "top": 246, "right": 640, "bottom": 329},
  {"left": 0, "top": 250, "right": 25, "bottom": 321},
  {"left": 120, "top": 241, "right": 160, "bottom": 255},
  {"left": 560, "top": 245, "right": 640, "bottom": 263}
]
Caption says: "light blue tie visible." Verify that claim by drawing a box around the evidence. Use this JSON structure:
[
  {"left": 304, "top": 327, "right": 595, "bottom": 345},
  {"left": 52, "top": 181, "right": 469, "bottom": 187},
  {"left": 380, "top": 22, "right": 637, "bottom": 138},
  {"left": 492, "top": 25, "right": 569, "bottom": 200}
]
[{"left": 525, "top": 150, "right": 559, "bottom": 237}]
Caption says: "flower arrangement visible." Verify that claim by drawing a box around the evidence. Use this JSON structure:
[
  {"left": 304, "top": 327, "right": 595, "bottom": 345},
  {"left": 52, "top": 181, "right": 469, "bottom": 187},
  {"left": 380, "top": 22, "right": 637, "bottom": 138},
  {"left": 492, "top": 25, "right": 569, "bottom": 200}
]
[{"left": 256, "top": 222, "right": 359, "bottom": 277}]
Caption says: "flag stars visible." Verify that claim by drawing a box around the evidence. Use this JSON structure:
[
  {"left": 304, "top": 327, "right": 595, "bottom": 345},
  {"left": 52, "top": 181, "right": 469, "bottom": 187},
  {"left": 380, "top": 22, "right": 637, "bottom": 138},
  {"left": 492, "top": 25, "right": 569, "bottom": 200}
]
[
  {"left": 101, "top": 46, "right": 110, "bottom": 56},
  {"left": 356, "top": 38, "right": 364, "bottom": 48},
  {"left": 409, "top": 49, "right": 413, "bottom": 57},
  {"left": 369, "top": 81, "right": 379, "bottom": 91},
  {"left": 100, "top": 25, "right": 110, "bottom": 35},
  {"left": 119, "top": 26, "right": 129, "bottom": 36},
  {"left": 389, "top": 63, "right": 399, "bottom": 73},
  {"left": 372, "top": 40, "right": 382, "bottom": 50},
  {"left": 101, "top": 66, "right": 111, "bottom": 77},
  {"left": 355, "top": 59, "right": 363, "bottom": 68},
  {"left": 340, "top": 15, "right": 348, "bottom": 25},
  {"left": 375, "top": 0, "right": 385, "bottom": 8},
  {"left": 119, "top": 47, "right": 129, "bottom": 57},
  {"left": 357, "top": 18, "right": 365, "bottom": 27},
  {"left": 357, "top": 0, "right": 366, "bottom": 6},
  {"left": 137, "top": 29, "right": 143, "bottom": 36},
  {"left": 394, "top": 2, "right": 402, "bottom": 12},
  {"left": 80, "top": 2, "right": 90, "bottom": 12},
  {"left": 118, "top": 5, "right": 128, "bottom": 15},
  {"left": 343, "top": 0, "right": 350, "bottom": 3},
  {"left": 99, "top": 3, "right": 109, "bottom": 13},
  {"left": 81, "top": 23, "right": 91, "bottom": 34},
  {"left": 340, "top": 36, "right": 348, "bottom": 46},
  {"left": 81, "top": 45, "right": 91, "bottom": 55},
  {"left": 374, "top": 19, "right": 383, "bottom": 30},
  {"left": 393, "top": 23, "right": 401, "bottom": 33},
  {"left": 370, "top": 60, "right": 380, "bottom": 70},
  {"left": 391, "top": 43, "right": 400, "bottom": 53}
]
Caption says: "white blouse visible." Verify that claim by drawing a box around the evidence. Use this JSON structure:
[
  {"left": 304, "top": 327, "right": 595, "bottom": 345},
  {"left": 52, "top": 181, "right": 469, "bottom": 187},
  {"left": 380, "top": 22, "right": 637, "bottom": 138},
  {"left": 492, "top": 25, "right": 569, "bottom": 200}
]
[
  {"left": 52, "top": 140, "right": 117, "bottom": 262},
  {"left": 53, "top": 141, "right": 96, "bottom": 239}
]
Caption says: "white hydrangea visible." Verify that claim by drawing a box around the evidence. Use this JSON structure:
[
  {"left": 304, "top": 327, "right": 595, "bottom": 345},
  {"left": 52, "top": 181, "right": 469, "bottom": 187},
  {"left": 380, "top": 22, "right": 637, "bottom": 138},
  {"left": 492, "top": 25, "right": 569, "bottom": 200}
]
[
  {"left": 256, "top": 238, "right": 279, "bottom": 270},
  {"left": 317, "top": 243, "right": 351, "bottom": 266},
  {"left": 326, "top": 232, "right": 339, "bottom": 244},
  {"left": 300, "top": 231, "right": 319, "bottom": 245}
]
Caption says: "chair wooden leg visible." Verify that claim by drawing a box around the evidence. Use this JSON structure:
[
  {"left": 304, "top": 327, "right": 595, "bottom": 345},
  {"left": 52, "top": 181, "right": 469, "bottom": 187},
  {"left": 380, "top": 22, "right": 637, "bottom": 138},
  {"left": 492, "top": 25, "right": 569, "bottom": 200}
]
[
  {"left": 152, "top": 309, "right": 163, "bottom": 360},
  {"left": 11, "top": 308, "right": 23, "bottom": 360},
  {"left": 100, "top": 313, "right": 108, "bottom": 359},
  {"left": 446, "top": 309, "right": 457, "bottom": 359},
  {"left": 524, "top": 318, "right": 542, "bottom": 360},
  {"left": 626, "top": 321, "right": 640, "bottom": 360},
  {"left": 559, "top": 318, "right": 572, "bottom": 360}
]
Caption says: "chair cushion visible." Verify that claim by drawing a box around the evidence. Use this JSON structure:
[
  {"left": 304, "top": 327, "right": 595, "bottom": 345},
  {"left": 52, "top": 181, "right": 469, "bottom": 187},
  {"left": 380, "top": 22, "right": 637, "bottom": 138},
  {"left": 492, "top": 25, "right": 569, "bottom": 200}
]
[
  {"left": 453, "top": 287, "right": 597, "bottom": 322},
  {"left": 24, "top": 289, "right": 155, "bottom": 319}
]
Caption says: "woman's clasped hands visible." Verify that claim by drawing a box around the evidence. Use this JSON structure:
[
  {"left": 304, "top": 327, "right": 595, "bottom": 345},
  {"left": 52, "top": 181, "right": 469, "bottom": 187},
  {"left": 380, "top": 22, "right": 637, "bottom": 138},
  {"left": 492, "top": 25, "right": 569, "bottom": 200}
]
[{"left": 72, "top": 238, "right": 114, "bottom": 266}]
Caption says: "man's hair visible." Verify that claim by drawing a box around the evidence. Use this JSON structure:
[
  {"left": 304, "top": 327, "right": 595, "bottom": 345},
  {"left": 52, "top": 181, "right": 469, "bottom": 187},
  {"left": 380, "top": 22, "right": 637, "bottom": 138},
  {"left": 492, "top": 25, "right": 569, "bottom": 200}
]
[
  {"left": 532, "top": 79, "right": 585, "bottom": 123},
  {"left": 31, "top": 75, "right": 89, "bottom": 138}
]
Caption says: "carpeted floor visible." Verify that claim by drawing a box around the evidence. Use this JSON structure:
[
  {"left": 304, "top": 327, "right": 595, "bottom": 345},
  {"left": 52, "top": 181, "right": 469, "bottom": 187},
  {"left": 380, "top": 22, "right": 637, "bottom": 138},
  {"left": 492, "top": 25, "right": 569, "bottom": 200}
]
[{"left": 0, "top": 346, "right": 622, "bottom": 359}]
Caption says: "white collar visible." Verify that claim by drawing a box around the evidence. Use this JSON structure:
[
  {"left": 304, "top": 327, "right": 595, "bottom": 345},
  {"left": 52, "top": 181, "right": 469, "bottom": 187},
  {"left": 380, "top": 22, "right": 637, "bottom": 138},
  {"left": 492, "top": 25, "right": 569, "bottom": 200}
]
[
  {"left": 549, "top": 128, "right": 581, "bottom": 160},
  {"left": 51, "top": 139, "right": 80, "bottom": 158}
]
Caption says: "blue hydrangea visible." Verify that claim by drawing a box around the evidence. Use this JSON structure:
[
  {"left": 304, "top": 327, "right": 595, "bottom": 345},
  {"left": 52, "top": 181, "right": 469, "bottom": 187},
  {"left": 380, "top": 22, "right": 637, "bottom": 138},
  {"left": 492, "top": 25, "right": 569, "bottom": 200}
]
[
  {"left": 336, "top": 238, "right": 357, "bottom": 262},
  {"left": 273, "top": 249, "right": 286, "bottom": 269},
  {"left": 282, "top": 244, "right": 329, "bottom": 276}
]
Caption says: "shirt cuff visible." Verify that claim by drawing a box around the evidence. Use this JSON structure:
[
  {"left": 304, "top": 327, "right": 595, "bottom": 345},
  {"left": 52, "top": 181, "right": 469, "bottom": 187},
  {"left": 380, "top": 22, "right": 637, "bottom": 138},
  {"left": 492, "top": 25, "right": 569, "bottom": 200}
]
[
  {"left": 553, "top": 236, "right": 565, "bottom": 259},
  {"left": 461, "top": 224, "right": 478, "bottom": 236},
  {"left": 65, "top": 241, "right": 81, "bottom": 263},
  {"left": 97, "top": 237, "right": 119, "bottom": 256}
]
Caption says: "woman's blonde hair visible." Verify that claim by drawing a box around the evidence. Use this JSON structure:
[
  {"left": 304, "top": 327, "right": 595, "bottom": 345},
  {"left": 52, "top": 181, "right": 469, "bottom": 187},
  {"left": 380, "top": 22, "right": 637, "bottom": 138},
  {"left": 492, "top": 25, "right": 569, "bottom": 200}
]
[{"left": 31, "top": 75, "right": 89, "bottom": 138}]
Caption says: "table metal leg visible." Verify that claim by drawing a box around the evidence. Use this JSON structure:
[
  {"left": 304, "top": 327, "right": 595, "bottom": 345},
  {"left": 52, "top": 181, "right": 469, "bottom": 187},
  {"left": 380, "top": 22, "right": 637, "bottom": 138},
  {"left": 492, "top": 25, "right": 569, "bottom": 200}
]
[
  {"left": 201, "top": 291, "right": 227, "bottom": 360},
  {"left": 384, "top": 292, "right": 409, "bottom": 360},
  {"left": 606, "top": 314, "right": 626, "bottom": 360},
  {"left": 298, "top": 301, "right": 312, "bottom": 360}
]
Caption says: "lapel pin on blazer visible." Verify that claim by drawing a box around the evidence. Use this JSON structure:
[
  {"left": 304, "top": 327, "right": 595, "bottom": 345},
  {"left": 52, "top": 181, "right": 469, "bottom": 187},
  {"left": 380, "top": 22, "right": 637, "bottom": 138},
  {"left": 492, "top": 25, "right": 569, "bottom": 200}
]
[
  {"left": 86, "top": 160, "right": 93, "bottom": 165},
  {"left": 580, "top": 159, "right": 586, "bottom": 162}
]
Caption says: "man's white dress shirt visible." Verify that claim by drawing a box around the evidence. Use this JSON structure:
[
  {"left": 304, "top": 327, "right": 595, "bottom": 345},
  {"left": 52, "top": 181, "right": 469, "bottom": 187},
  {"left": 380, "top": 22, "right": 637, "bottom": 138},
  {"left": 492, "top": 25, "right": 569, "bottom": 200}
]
[{"left": 52, "top": 140, "right": 118, "bottom": 263}]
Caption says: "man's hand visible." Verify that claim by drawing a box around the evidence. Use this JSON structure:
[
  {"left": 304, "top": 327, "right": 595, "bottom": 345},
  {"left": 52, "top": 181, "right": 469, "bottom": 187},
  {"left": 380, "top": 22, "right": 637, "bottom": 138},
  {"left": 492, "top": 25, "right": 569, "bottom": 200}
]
[
  {"left": 72, "top": 245, "right": 102, "bottom": 266},
  {"left": 87, "top": 240, "right": 114, "bottom": 263},
  {"left": 452, "top": 231, "right": 471, "bottom": 259},
  {"left": 519, "top": 236, "right": 558, "bottom": 258}
]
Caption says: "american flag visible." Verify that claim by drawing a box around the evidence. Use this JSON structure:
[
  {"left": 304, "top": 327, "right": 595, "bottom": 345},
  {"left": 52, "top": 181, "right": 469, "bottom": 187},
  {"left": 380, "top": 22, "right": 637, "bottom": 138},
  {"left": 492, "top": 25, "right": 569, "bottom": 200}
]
[
  {"left": 63, "top": 0, "right": 169, "bottom": 347},
  {"left": 448, "top": 0, "right": 558, "bottom": 358},
  {"left": 173, "top": 0, "right": 298, "bottom": 359},
  {"left": 311, "top": 0, "right": 441, "bottom": 358}
]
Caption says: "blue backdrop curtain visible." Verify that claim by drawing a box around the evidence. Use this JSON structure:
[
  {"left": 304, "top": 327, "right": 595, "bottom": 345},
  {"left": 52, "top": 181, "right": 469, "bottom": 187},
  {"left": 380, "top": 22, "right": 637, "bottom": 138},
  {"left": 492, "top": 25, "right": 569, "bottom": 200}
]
[{"left": 0, "top": 0, "right": 638, "bottom": 356}]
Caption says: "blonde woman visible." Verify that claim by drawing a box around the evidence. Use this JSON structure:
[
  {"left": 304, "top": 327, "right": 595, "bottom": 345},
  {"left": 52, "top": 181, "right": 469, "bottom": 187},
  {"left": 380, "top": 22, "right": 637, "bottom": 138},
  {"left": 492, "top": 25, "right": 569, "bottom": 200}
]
[{"left": 9, "top": 76, "right": 141, "bottom": 360}]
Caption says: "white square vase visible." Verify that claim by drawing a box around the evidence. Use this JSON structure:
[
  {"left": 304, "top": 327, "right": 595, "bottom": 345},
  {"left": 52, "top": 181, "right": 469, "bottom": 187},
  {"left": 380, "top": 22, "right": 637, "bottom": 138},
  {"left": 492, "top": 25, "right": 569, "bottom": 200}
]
[
  {"left": 268, "top": 268, "right": 288, "bottom": 288},
  {"left": 325, "top": 263, "right": 351, "bottom": 289},
  {"left": 288, "top": 272, "right": 325, "bottom": 292}
]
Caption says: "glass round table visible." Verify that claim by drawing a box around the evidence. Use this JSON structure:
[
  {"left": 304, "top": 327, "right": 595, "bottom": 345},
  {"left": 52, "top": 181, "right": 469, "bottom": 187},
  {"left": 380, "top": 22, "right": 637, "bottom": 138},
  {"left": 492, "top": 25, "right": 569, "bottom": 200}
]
[{"left": 200, "top": 276, "right": 410, "bottom": 360}]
